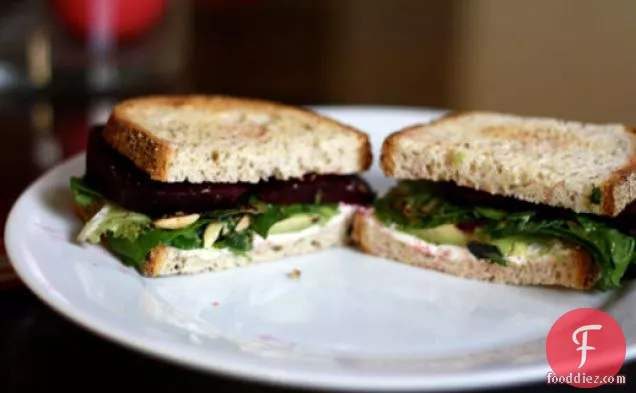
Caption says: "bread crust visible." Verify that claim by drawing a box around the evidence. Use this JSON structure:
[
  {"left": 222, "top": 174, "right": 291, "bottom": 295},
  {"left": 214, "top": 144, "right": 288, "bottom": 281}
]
[
  {"left": 359, "top": 135, "right": 373, "bottom": 173},
  {"left": 381, "top": 111, "right": 636, "bottom": 216},
  {"left": 103, "top": 112, "right": 173, "bottom": 181},
  {"left": 602, "top": 152, "right": 636, "bottom": 217},
  {"left": 145, "top": 246, "right": 168, "bottom": 277},
  {"left": 352, "top": 210, "right": 599, "bottom": 290},
  {"left": 380, "top": 111, "right": 468, "bottom": 176},
  {"left": 102, "top": 95, "right": 372, "bottom": 183},
  {"left": 74, "top": 202, "right": 175, "bottom": 276}
]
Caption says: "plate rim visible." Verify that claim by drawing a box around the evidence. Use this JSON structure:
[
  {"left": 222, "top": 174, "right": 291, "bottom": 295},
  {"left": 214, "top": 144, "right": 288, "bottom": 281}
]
[{"left": 5, "top": 105, "right": 636, "bottom": 391}]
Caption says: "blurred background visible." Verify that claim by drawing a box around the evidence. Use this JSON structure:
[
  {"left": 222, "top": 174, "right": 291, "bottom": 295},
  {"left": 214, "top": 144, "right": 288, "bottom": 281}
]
[
  {"left": 0, "top": 0, "right": 635, "bottom": 222},
  {"left": 2, "top": 0, "right": 635, "bottom": 236},
  {"left": 0, "top": 0, "right": 635, "bottom": 246}
]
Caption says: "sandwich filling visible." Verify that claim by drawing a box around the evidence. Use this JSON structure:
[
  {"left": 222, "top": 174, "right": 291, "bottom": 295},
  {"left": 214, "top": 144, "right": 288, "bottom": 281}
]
[
  {"left": 72, "top": 127, "right": 374, "bottom": 269},
  {"left": 373, "top": 180, "right": 636, "bottom": 290}
]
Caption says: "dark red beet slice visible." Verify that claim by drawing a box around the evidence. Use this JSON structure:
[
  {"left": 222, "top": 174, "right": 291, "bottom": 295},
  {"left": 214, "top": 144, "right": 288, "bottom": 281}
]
[
  {"left": 456, "top": 220, "right": 487, "bottom": 233},
  {"left": 84, "top": 126, "right": 251, "bottom": 216},
  {"left": 254, "top": 173, "right": 375, "bottom": 206},
  {"left": 83, "top": 126, "right": 374, "bottom": 217}
]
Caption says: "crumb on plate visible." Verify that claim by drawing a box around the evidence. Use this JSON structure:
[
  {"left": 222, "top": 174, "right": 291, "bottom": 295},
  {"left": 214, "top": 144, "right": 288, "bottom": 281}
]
[{"left": 287, "top": 269, "right": 302, "bottom": 279}]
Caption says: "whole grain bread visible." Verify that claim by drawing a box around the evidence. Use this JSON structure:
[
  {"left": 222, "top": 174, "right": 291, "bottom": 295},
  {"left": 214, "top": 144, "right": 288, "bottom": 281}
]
[
  {"left": 381, "top": 111, "right": 636, "bottom": 217},
  {"left": 102, "top": 95, "right": 372, "bottom": 184},
  {"left": 75, "top": 202, "right": 355, "bottom": 277},
  {"left": 351, "top": 210, "right": 599, "bottom": 290}
]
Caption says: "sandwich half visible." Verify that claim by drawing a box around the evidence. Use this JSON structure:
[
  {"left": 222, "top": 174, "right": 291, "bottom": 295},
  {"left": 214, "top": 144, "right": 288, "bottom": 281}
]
[
  {"left": 352, "top": 111, "right": 636, "bottom": 290},
  {"left": 71, "top": 95, "right": 374, "bottom": 277}
]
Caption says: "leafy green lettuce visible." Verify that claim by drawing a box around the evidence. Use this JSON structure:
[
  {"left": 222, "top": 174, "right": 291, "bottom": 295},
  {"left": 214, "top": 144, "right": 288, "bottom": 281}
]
[
  {"left": 482, "top": 212, "right": 635, "bottom": 290},
  {"left": 70, "top": 177, "right": 254, "bottom": 267},
  {"left": 70, "top": 176, "right": 103, "bottom": 206},
  {"left": 375, "top": 180, "right": 507, "bottom": 229},
  {"left": 104, "top": 219, "right": 210, "bottom": 266},
  {"left": 375, "top": 180, "right": 636, "bottom": 290},
  {"left": 77, "top": 203, "right": 152, "bottom": 244},
  {"left": 249, "top": 197, "right": 339, "bottom": 238},
  {"left": 70, "top": 177, "right": 339, "bottom": 269}
]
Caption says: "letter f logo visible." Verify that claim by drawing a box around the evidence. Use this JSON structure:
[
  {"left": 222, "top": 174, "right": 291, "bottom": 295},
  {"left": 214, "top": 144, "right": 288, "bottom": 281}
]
[{"left": 572, "top": 324, "right": 603, "bottom": 368}]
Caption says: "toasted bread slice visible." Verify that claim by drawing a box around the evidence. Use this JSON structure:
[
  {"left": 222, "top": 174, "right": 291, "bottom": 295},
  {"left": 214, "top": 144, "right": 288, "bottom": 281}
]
[
  {"left": 351, "top": 209, "right": 600, "bottom": 290},
  {"left": 381, "top": 111, "right": 636, "bottom": 217},
  {"left": 75, "top": 202, "right": 356, "bottom": 277},
  {"left": 102, "top": 95, "right": 372, "bottom": 184}
]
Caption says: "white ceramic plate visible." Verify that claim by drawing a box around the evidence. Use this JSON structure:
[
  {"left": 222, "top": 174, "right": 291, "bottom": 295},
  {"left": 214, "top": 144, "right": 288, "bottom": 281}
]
[{"left": 5, "top": 107, "right": 636, "bottom": 391}]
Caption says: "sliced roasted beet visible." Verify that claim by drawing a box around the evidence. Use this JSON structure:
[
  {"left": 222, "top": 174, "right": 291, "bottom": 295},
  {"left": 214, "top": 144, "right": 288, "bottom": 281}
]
[
  {"left": 254, "top": 173, "right": 375, "bottom": 206},
  {"left": 83, "top": 126, "right": 374, "bottom": 217},
  {"left": 456, "top": 220, "right": 487, "bottom": 233},
  {"left": 84, "top": 126, "right": 251, "bottom": 216},
  {"left": 441, "top": 183, "right": 534, "bottom": 211}
]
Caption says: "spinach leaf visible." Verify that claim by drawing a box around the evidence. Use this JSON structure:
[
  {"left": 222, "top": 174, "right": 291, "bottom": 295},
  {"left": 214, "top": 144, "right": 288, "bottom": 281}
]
[
  {"left": 134, "top": 220, "right": 210, "bottom": 252},
  {"left": 375, "top": 180, "right": 508, "bottom": 229},
  {"left": 478, "top": 213, "right": 635, "bottom": 290},
  {"left": 168, "top": 229, "right": 204, "bottom": 249},
  {"left": 214, "top": 230, "right": 253, "bottom": 254},
  {"left": 250, "top": 206, "right": 288, "bottom": 238},
  {"left": 201, "top": 207, "right": 259, "bottom": 221},
  {"left": 106, "top": 237, "right": 148, "bottom": 267},
  {"left": 72, "top": 186, "right": 279, "bottom": 267},
  {"left": 249, "top": 198, "right": 338, "bottom": 238},
  {"left": 106, "top": 214, "right": 259, "bottom": 267},
  {"left": 105, "top": 219, "right": 211, "bottom": 267},
  {"left": 374, "top": 180, "right": 636, "bottom": 290},
  {"left": 70, "top": 176, "right": 103, "bottom": 206}
]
